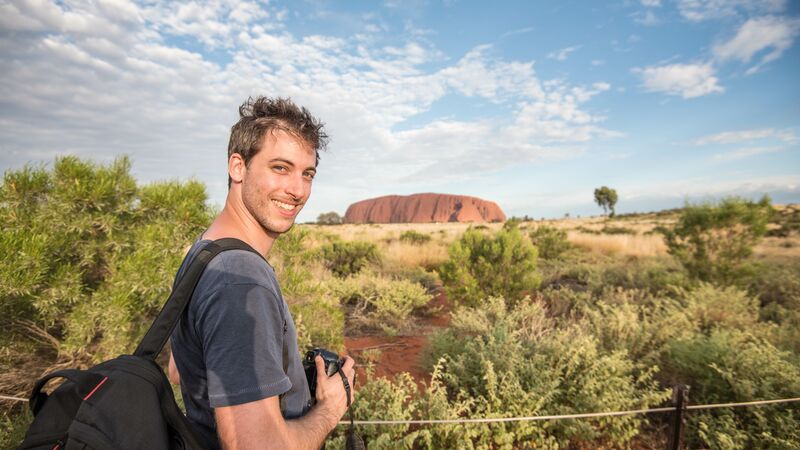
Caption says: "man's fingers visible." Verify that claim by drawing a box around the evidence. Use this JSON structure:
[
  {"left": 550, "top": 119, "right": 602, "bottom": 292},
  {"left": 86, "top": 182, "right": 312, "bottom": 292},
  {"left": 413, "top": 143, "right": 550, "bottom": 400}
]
[
  {"left": 342, "top": 355, "right": 355, "bottom": 372},
  {"left": 314, "top": 355, "right": 326, "bottom": 378}
]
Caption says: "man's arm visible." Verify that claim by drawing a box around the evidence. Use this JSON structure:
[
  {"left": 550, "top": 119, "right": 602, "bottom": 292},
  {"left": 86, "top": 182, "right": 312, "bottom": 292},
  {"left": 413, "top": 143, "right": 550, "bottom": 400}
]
[{"left": 215, "top": 355, "right": 356, "bottom": 450}]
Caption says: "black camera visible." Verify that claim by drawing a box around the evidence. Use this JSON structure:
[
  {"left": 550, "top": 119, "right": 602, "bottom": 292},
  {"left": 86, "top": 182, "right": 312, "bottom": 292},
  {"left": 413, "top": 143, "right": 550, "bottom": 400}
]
[{"left": 303, "top": 347, "right": 344, "bottom": 401}]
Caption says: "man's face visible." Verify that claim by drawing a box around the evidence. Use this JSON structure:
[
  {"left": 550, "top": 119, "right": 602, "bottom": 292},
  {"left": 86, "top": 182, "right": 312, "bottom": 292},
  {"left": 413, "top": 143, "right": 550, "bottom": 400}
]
[{"left": 239, "top": 130, "right": 317, "bottom": 236}]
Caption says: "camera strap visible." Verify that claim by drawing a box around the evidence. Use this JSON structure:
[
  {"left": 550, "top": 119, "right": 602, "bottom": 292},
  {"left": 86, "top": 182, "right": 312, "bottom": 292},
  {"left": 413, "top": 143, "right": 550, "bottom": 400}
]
[{"left": 337, "top": 368, "right": 364, "bottom": 450}]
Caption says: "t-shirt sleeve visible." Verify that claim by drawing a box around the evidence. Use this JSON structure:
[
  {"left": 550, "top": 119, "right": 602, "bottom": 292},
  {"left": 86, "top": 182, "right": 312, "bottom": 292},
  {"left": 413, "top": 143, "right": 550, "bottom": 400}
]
[{"left": 197, "top": 282, "right": 292, "bottom": 408}]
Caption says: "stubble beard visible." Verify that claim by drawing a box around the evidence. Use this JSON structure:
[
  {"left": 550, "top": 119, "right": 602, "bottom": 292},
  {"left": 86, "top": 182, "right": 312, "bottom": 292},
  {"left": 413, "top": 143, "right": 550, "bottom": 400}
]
[{"left": 241, "top": 181, "right": 297, "bottom": 236}]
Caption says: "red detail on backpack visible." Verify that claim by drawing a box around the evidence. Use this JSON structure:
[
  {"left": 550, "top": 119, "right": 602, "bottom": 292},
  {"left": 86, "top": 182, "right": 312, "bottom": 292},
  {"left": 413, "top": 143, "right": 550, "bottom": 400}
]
[{"left": 83, "top": 376, "right": 109, "bottom": 401}]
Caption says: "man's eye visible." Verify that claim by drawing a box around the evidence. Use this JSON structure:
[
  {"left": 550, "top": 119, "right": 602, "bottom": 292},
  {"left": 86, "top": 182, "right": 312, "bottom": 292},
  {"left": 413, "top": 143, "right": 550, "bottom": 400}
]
[
  {"left": 273, "top": 165, "right": 287, "bottom": 172},
  {"left": 304, "top": 172, "right": 316, "bottom": 180}
]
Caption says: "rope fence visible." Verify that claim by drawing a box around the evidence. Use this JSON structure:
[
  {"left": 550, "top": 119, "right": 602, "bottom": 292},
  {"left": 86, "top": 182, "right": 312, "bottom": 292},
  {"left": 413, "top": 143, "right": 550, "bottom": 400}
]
[
  {"left": 3, "top": 392, "right": 799, "bottom": 422},
  {"left": 4, "top": 389, "right": 799, "bottom": 450},
  {"left": 339, "top": 396, "right": 800, "bottom": 425}
]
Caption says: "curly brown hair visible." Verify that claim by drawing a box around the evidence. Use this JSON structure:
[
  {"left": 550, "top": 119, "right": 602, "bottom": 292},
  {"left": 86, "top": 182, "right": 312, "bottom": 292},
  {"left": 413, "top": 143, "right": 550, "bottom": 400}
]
[{"left": 227, "top": 96, "right": 328, "bottom": 187}]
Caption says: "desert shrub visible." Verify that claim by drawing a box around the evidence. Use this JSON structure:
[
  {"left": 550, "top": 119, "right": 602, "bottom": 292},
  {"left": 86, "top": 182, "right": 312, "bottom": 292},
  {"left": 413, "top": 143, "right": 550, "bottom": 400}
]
[
  {"left": 0, "top": 407, "right": 31, "bottom": 450},
  {"left": 426, "top": 297, "right": 669, "bottom": 448},
  {"left": 600, "top": 225, "right": 635, "bottom": 235},
  {"left": 399, "top": 229, "right": 431, "bottom": 245},
  {"left": 665, "top": 330, "right": 800, "bottom": 449},
  {"left": 540, "top": 254, "right": 690, "bottom": 296},
  {"left": 677, "top": 283, "right": 759, "bottom": 334},
  {"left": 327, "top": 369, "right": 426, "bottom": 449},
  {"left": 317, "top": 240, "right": 380, "bottom": 277},
  {"left": 290, "top": 293, "right": 345, "bottom": 353},
  {"left": 439, "top": 225, "right": 540, "bottom": 307},
  {"left": 661, "top": 196, "right": 772, "bottom": 284},
  {"left": 328, "top": 272, "right": 430, "bottom": 334},
  {"left": 0, "top": 157, "right": 212, "bottom": 361},
  {"left": 529, "top": 225, "right": 571, "bottom": 260},
  {"left": 746, "top": 261, "right": 800, "bottom": 355},
  {"left": 565, "top": 287, "right": 693, "bottom": 367}
]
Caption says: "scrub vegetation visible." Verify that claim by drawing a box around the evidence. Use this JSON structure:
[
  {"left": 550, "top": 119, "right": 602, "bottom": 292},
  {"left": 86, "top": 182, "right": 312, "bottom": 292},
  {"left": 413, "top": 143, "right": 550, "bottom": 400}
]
[{"left": 2, "top": 157, "right": 799, "bottom": 449}]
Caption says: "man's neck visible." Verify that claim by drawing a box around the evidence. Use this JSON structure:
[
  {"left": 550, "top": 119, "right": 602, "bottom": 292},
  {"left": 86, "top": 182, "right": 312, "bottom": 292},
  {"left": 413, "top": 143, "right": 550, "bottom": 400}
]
[{"left": 203, "top": 192, "right": 278, "bottom": 258}]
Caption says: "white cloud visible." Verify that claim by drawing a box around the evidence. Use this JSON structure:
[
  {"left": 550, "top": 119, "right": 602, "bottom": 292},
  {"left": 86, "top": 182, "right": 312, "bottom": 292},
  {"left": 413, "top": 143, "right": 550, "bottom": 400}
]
[
  {"left": 641, "top": 0, "right": 661, "bottom": 7},
  {"left": 713, "top": 16, "right": 800, "bottom": 74},
  {"left": 712, "top": 146, "right": 784, "bottom": 161},
  {"left": 547, "top": 45, "right": 581, "bottom": 61},
  {"left": 634, "top": 63, "right": 724, "bottom": 98},
  {"left": 633, "top": 10, "right": 660, "bottom": 26},
  {"left": 621, "top": 174, "right": 799, "bottom": 200},
  {"left": 678, "top": 0, "right": 787, "bottom": 22},
  {"left": 0, "top": 0, "right": 616, "bottom": 219},
  {"left": 693, "top": 128, "right": 797, "bottom": 145}
]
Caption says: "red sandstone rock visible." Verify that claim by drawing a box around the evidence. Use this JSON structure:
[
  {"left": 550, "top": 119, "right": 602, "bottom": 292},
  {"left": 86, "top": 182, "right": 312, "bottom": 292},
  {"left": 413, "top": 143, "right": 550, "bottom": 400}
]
[{"left": 344, "top": 193, "right": 506, "bottom": 223}]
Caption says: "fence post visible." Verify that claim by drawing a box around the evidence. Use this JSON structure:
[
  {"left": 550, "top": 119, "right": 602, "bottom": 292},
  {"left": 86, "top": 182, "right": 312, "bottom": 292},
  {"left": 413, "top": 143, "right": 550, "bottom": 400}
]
[{"left": 667, "top": 385, "right": 689, "bottom": 450}]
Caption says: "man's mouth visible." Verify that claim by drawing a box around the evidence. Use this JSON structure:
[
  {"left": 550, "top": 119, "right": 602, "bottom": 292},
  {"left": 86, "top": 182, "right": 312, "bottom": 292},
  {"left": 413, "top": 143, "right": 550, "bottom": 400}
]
[{"left": 272, "top": 199, "right": 298, "bottom": 212}]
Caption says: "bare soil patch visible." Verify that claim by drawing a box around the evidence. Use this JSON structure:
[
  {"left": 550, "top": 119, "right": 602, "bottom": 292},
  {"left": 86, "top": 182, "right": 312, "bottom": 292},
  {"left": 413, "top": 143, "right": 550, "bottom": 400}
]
[{"left": 344, "top": 291, "right": 451, "bottom": 388}]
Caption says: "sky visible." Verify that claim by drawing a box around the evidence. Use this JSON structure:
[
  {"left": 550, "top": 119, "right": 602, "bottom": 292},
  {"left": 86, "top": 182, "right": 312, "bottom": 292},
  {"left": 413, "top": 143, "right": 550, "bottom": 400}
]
[{"left": 1, "top": 0, "right": 799, "bottom": 221}]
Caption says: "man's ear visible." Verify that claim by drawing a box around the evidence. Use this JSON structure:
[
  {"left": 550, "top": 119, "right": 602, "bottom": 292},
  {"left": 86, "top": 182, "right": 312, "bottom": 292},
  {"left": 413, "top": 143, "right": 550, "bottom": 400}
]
[{"left": 229, "top": 153, "right": 246, "bottom": 184}]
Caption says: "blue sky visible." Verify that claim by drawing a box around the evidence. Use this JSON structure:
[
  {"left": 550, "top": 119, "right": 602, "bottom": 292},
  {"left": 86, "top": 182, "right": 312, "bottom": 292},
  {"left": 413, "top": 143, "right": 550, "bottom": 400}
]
[{"left": 1, "top": 0, "right": 798, "bottom": 220}]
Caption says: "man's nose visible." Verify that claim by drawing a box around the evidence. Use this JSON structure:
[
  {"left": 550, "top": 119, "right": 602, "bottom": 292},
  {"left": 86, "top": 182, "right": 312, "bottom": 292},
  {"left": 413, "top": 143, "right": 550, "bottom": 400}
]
[{"left": 284, "top": 173, "right": 306, "bottom": 200}]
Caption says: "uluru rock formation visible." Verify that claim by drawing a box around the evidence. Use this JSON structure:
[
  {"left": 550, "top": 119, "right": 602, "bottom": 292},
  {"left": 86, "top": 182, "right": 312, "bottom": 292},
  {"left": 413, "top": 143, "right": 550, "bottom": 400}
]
[{"left": 344, "top": 193, "right": 506, "bottom": 224}]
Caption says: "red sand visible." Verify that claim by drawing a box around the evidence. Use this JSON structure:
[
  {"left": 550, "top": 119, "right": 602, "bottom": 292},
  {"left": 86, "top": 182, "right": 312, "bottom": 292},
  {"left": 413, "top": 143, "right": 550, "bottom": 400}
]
[{"left": 344, "top": 292, "right": 451, "bottom": 388}]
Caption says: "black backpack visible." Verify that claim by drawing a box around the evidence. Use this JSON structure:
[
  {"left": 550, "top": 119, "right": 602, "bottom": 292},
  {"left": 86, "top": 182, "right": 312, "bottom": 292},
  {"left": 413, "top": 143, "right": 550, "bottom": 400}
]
[{"left": 20, "top": 238, "right": 259, "bottom": 450}]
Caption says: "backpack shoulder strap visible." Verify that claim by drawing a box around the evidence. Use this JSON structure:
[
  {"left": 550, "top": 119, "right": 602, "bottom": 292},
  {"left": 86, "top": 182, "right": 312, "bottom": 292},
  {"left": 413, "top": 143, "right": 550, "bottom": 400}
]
[{"left": 134, "top": 238, "right": 263, "bottom": 360}]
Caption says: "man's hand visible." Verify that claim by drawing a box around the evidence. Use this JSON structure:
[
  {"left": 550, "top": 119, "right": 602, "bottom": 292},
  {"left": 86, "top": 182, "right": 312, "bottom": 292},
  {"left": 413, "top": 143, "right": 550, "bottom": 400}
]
[
  {"left": 313, "top": 355, "right": 356, "bottom": 427},
  {"left": 215, "top": 354, "right": 357, "bottom": 450}
]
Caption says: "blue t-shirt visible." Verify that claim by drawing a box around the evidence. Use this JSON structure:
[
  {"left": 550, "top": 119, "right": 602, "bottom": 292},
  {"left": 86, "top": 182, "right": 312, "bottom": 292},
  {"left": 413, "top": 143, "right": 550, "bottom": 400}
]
[{"left": 170, "top": 239, "right": 312, "bottom": 449}]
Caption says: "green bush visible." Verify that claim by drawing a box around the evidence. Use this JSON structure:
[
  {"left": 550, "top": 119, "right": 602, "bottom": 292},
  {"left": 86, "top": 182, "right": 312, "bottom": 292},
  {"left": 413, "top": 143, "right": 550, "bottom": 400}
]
[
  {"left": 600, "top": 225, "right": 635, "bottom": 235},
  {"left": 439, "top": 224, "right": 540, "bottom": 307},
  {"left": 399, "top": 230, "right": 431, "bottom": 245},
  {"left": 290, "top": 293, "right": 345, "bottom": 353},
  {"left": 661, "top": 196, "right": 772, "bottom": 284},
  {"left": 0, "top": 157, "right": 212, "bottom": 361},
  {"left": 317, "top": 240, "right": 380, "bottom": 277},
  {"left": 529, "top": 225, "right": 571, "bottom": 260},
  {"left": 328, "top": 271, "right": 431, "bottom": 335},
  {"left": 425, "top": 297, "right": 669, "bottom": 448},
  {"left": 665, "top": 330, "right": 800, "bottom": 449}
]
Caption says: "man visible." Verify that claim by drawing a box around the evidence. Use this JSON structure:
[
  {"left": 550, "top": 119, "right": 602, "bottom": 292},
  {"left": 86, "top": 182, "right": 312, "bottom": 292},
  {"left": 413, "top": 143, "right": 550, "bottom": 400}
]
[{"left": 168, "top": 96, "right": 355, "bottom": 449}]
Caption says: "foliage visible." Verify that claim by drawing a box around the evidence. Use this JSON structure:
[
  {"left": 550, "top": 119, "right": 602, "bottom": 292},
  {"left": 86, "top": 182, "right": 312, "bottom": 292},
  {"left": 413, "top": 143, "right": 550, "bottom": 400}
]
[
  {"left": 425, "top": 297, "right": 669, "bottom": 448},
  {"left": 439, "top": 224, "right": 540, "bottom": 307},
  {"left": 316, "top": 211, "right": 344, "bottom": 225},
  {"left": 661, "top": 196, "right": 772, "bottom": 284},
  {"left": 540, "top": 254, "right": 690, "bottom": 296},
  {"left": 529, "top": 225, "right": 571, "bottom": 260},
  {"left": 398, "top": 230, "right": 431, "bottom": 245},
  {"left": 0, "top": 157, "right": 212, "bottom": 361},
  {"left": 746, "top": 261, "right": 800, "bottom": 354},
  {"left": 0, "top": 407, "right": 31, "bottom": 449},
  {"left": 594, "top": 186, "right": 618, "bottom": 217},
  {"left": 665, "top": 330, "right": 800, "bottom": 449},
  {"left": 291, "top": 293, "right": 345, "bottom": 353},
  {"left": 328, "top": 271, "right": 431, "bottom": 335},
  {"left": 317, "top": 240, "right": 381, "bottom": 277}
]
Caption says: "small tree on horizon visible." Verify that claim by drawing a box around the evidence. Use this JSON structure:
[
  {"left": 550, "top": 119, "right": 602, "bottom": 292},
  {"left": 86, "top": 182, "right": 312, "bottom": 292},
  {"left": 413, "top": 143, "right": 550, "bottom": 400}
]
[
  {"left": 594, "top": 186, "right": 618, "bottom": 217},
  {"left": 317, "top": 211, "right": 343, "bottom": 225}
]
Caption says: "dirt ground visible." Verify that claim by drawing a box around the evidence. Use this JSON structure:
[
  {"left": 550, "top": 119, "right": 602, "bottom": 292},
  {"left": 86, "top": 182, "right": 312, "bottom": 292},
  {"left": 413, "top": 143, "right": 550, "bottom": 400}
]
[{"left": 344, "top": 291, "right": 451, "bottom": 389}]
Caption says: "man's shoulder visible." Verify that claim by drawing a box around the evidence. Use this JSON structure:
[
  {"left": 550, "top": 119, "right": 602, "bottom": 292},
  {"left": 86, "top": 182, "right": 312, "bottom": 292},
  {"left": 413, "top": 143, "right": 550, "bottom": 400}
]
[{"left": 185, "top": 239, "right": 277, "bottom": 291}]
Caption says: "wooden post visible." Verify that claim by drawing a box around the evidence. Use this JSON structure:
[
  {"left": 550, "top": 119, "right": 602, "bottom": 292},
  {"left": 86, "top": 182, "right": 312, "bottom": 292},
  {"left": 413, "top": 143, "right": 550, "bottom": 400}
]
[{"left": 667, "top": 385, "right": 688, "bottom": 450}]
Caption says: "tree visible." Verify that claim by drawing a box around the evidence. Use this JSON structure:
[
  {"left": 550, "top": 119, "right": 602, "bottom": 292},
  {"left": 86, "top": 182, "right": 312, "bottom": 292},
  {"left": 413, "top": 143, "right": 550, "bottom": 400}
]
[
  {"left": 661, "top": 196, "right": 772, "bottom": 284},
  {"left": 594, "top": 186, "right": 618, "bottom": 217},
  {"left": 317, "top": 211, "right": 343, "bottom": 225}
]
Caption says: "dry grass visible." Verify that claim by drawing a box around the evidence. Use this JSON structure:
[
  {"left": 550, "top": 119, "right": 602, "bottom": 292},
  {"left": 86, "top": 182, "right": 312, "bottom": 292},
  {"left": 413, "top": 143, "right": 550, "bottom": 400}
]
[
  {"left": 567, "top": 232, "right": 668, "bottom": 257},
  {"left": 382, "top": 240, "right": 449, "bottom": 270}
]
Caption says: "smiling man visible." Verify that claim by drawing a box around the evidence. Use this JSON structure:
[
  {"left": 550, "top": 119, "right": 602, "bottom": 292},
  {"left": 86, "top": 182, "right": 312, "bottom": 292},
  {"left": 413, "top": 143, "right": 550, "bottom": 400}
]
[{"left": 168, "top": 97, "right": 355, "bottom": 449}]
